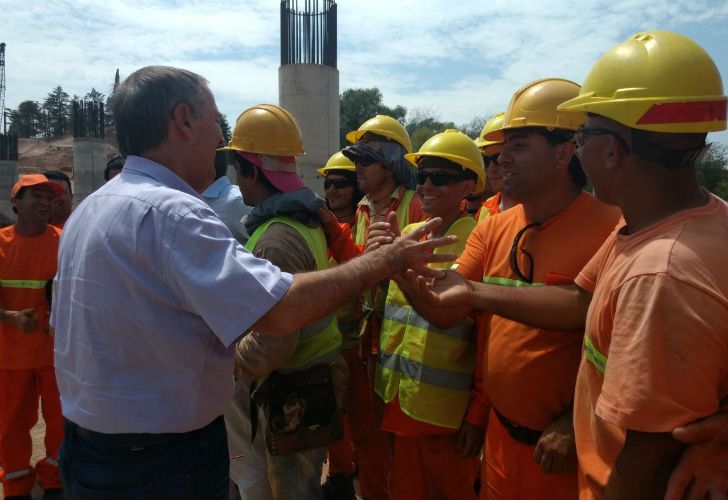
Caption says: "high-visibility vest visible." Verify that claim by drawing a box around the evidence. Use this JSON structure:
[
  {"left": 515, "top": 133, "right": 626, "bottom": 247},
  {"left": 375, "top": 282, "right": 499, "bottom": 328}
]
[
  {"left": 354, "top": 188, "right": 417, "bottom": 317},
  {"left": 246, "top": 217, "right": 342, "bottom": 372},
  {"left": 375, "top": 215, "right": 477, "bottom": 429}
]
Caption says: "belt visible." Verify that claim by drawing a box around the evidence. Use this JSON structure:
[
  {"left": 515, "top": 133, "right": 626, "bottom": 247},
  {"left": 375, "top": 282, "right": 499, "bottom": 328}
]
[
  {"left": 67, "top": 415, "right": 223, "bottom": 454},
  {"left": 493, "top": 408, "right": 542, "bottom": 446}
]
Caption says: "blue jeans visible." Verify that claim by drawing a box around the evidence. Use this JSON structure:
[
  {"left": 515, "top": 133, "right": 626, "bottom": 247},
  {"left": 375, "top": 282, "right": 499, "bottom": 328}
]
[{"left": 59, "top": 416, "right": 229, "bottom": 500}]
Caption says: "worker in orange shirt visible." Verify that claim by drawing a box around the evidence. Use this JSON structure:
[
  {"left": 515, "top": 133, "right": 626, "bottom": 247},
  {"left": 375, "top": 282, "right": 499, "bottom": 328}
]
[
  {"left": 414, "top": 31, "right": 728, "bottom": 500},
  {"left": 368, "top": 129, "right": 486, "bottom": 499},
  {"left": 472, "top": 112, "right": 517, "bottom": 220},
  {"left": 389, "top": 78, "right": 621, "bottom": 499},
  {"left": 0, "top": 174, "right": 65, "bottom": 500},
  {"left": 555, "top": 30, "right": 728, "bottom": 499},
  {"left": 319, "top": 115, "right": 426, "bottom": 499},
  {"left": 318, "top": 152, "right": 363, "bottom": 499}
]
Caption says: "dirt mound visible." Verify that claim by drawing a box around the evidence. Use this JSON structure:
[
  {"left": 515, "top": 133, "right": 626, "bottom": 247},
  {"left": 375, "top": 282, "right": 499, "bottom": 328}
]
[{"left": 18, "top": 136, "right": 118, "bottom": 178}]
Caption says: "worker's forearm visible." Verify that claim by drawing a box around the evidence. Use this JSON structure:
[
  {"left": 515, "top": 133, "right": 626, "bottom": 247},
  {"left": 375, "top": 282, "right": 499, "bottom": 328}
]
[
  {"left": 253, "top": 247, "right": 396, "bottom": 336},
  {"left": 469, "top": 283, "right": 590, "bottom": 330},
  {"left": 605, "top": 430, "right": 683, "bottom": 499}
]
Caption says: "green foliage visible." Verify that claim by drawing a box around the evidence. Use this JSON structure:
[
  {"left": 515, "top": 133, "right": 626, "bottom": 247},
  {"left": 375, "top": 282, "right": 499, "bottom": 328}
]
[
  {"left": 220, "top": 114, "right": 231, "bottom": 143},
  {"left": 339, "top": 88, "right": 406, "bottom": 147},
  {"left": 42, "top": 85, "right": 71, "bottom": 137},
  {"left": 696, "top": 143, "right": 728, "bottom": 200},
  {"left": 8, "top": 100, "right": 43, "bottom": 137}
]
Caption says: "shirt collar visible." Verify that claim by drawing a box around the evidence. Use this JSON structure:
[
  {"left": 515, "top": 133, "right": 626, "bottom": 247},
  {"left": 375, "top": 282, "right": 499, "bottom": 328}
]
[
  {"left": 122, "top": 155, "right": 202, "bottom": 200},
  {"left": 358, "top": 185, "right": 402, "bottom": 209},
  {"left": 201, "top": 176, "right": 232, "bottom": 198}
]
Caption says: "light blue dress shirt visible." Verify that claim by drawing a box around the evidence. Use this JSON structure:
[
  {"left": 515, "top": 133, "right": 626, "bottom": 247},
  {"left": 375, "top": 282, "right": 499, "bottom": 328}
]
[
  {"left": 52, "top": 156, "right": 292, "bottom": 434},
  {"left": 201, "top": 176, "right": 251, "bottom": 244}
]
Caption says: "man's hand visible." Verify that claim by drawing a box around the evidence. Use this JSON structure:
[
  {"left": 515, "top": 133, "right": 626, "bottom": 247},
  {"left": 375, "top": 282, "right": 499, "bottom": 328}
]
[
  {"left": 666, "top": 412, "right": 728, "bottom": 500},
  {"left": 380, "top": 217, "right": 457, "bottom": 279},
  {"left": 533, "top": 409, "right": 577, "bottom": 475},
  {"left": 317, "top": 206, "right": 333, "bottom": 224},
  {"left": 415, "top": 270, "right": 475, "bottom": 308},
  {"left": 457, "top": 421, "right": 485, "bottom": 459},
  {"left": 366, "top": 212, "right": 402, "bottom": 252},
  {"left": 9, "top": 309, "right": 39, "bottom": 333}
]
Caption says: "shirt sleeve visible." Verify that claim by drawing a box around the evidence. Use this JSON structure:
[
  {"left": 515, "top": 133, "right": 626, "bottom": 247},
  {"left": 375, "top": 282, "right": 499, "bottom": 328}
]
[
  {"left": 465, "top": 320, "right": 492, "bottom": 429},
  {"left": 165, "top": 208, "right": 293, "bottom": 347},
  {"left": 596, "top": 273, "right": 728, "bottom": 432},
  {"left": 575, "top": 223, "right": 620, "bottom": 293},
  {"left": 322, "top": 217, "right": 364, "bottom": 263},
  {"left": 252, "top": 223, "right": 316, "bottom": 275},
  {"left": 454, "top": 219, "right": 488, "bottom": 281}
]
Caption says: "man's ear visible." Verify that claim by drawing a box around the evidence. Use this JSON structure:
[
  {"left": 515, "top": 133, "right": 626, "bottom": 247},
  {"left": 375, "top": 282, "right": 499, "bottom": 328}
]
[
  {"left": 170, "top": 102, "right": 195, "bottom": 141},
  {"left": 604, "top": 135, "right": 628, "bottom": 171},
  {"left": 555, "top": 140, "right": 576, "bottom": 170}
]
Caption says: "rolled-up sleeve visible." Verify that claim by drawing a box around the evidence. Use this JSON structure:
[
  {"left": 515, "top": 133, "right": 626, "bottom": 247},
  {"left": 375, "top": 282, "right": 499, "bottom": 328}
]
[{"left": 165, "top": 208, "right": 293, "bottom": 347}]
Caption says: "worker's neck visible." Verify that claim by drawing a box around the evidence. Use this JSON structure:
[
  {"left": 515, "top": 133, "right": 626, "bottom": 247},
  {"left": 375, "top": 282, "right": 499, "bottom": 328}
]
[
  {"left": 620, "top": 168, "right": 708, "bottom": 234},
  {"left": 14, "top": 219, "right": 48, "bottom": 237},
  {"left": 367, "top": 179, "right": 398, "bottom": 208},
  {"left": 522, "top": 182, "right": 581, "bottom": 224}
]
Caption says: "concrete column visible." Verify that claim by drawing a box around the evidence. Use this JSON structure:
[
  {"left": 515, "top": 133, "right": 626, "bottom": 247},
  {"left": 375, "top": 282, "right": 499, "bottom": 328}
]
[
  {"left": 73, "top": 138, "right": 106, "bottom": 205},
  {"left": 279, "top": 64, "right": 340, "bottom": 196},
  {"left": 0, "top": 160, "right": 18, "bottom": 223}
]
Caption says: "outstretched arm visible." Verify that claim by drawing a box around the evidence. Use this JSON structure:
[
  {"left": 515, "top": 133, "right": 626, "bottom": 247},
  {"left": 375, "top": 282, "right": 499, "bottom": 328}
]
[{"left": 250, "top": 218, "right": 457, "bottom": 337}]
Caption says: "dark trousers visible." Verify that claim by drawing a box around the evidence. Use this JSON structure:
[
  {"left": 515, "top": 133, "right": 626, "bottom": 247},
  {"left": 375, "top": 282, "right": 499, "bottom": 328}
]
[{"left": 59, "top": 416, "right": 229, "bottom": 500}]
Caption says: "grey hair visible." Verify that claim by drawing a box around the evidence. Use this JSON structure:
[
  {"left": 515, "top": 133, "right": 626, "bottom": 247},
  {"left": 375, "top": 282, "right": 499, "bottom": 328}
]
[{"left": 112, "top": 65, "right": 209, "bottom": 156}]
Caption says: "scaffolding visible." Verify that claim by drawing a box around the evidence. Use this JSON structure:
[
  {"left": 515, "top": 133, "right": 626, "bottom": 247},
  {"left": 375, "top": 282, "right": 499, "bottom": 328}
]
[{"left": 280, "top": 0, "right": 337, "bottom": 68}]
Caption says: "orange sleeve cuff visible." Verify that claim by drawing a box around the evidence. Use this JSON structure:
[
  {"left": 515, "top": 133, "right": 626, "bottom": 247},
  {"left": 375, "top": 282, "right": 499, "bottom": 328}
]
[{"left": 465, "top": 399, "right": 491, "bottom": 429}]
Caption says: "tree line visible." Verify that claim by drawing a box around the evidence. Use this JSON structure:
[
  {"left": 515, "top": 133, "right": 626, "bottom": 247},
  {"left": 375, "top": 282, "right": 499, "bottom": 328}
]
[{"left": 339, "top": 87, "right": 728, "bottom": 200}]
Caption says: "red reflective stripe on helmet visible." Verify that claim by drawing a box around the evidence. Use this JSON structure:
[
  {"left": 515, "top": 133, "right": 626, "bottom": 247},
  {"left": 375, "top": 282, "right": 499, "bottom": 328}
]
[{"left": 637, "top": 100, "right": 727, "bottom": 125}]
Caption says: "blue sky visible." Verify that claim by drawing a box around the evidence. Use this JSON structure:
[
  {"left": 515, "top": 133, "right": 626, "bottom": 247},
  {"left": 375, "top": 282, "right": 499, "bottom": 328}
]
[{"left": 2, "top": 0, "right": 727, "bottom": 146}]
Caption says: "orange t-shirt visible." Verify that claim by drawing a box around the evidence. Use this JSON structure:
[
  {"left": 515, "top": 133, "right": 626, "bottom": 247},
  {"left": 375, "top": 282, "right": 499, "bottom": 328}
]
[
  {"left": 456, "top": 192, "right": 621, "bottom": 430},
  {"left": 573, "top": 194, "right": 728, "bottom": 499},
  {"left": 0, "top": 225, "right": 61, "bottom": 369}
]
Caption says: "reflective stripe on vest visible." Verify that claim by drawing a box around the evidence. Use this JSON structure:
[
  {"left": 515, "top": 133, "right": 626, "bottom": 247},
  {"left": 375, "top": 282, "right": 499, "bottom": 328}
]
[
  {"left": 357, "top": 188, "right": 417, "bottom": 317},
  {"left": 584, "top": 335, "right": 606, "bottom": 374},
  {"left": 0, "top": 279, "right": 47, "bottom": 289},
  {"left": 3, "top": 467, "right": 32, "bottom": 480},
  {"left": 376, "top": 216, "right": 477, "bottom": 429},
  {"left": 246, "top": 217, "right": 341, "bottom": 372},
  {"left": 482, "top": 276, "right": 545, "bottom": 287}
]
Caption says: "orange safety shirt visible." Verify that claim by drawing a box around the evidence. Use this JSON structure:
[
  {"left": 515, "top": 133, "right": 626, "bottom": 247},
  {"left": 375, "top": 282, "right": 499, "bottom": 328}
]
[
  {"left": 455, "top": 192, "right": 620, "bottom": 430},
  {"left": 0, "top": 225, "right": 61, "bottom": 369},
  {"left": 573, "top": 193, "right": 728, "bottom": 499},
  {"left": 476, "top": 192, "right": 502, "bottom": 220}
]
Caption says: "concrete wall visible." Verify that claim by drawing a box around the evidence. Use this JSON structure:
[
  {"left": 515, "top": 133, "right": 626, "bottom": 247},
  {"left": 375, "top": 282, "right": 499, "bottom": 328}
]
[
  {"left": 279, "top": 64, "right": 340, "bottom": 196},
  {"left": 0, "top": 161, "right": 19, "bottom": 223},
  {"left": 73, "top": 138, "right": 106, "bottom": 205}
]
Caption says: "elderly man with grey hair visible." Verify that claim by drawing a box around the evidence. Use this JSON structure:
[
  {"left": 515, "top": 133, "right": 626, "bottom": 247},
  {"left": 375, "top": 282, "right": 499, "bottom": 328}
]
[{"left": 51, "top": 65, "right": 455, "bottom": 499}]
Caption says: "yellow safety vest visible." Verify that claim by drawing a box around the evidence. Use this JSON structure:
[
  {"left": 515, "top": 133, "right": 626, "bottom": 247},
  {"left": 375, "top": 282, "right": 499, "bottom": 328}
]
[
  {"left": 375, "top": 215, "right": 477, "bottom": 429},
  {"left": 355, "top": 189, "right": 416, "bottom": 319},
  {"left": 246, "top": 217, "right": 342, "bottom": 372}
]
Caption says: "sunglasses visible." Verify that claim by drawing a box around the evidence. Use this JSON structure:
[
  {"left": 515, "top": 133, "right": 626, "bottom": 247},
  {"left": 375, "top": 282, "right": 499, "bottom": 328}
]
[
  {"left": 324, "top": 179, "right": 354, "bottom": 189},
  {"left": 355, "top": 156, "right": 378, "bottom": 167},
  {"left": 483, "top": 154, "right": 500, "bottom": 166},
  {"left": 509, "top": 222, "right": 541, "bottom": 284},
  {"left": 576, "top": 126, "right": 631, "bottom": 153},
  {"left": 416, "top": 170, "right": 467, "bottom": 187}
]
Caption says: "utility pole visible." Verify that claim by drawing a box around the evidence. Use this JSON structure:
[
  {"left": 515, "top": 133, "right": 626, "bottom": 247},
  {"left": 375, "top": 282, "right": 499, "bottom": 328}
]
[{"left": 0, "top": 43, "right": 6, "bottom": 135}]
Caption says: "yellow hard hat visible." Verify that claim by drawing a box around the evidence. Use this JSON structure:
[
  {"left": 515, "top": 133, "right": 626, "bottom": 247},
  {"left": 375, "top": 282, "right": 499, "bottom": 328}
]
[
  {"left": 317, "top": 151, "right": 355, "bottom": 176},
  {"left": 220, "top": 104, "right": 305, "bottom": 156},
  {"left": 345, "top": 114, "right": 413, "bottom": 154},
  {"left": 474, "top": 112, "right": 506, "bottom": 156},
  {"left": 558, "top": 30, "right": 726, "bottom": 133},
  {"left": 404, "top": 129, "right": 486, "bottom": 192},
  {"left": 485, "top": 78, "right": 585, "bottom": 142}
]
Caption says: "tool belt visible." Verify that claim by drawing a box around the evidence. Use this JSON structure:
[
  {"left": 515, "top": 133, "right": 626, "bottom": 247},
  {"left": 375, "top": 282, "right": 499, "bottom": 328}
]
[
  {"left": 494, "top": 407, "right": 542, "bottom": 446},
  {"left": 252, "top": 364, "right": 343, "bottom": 456}
]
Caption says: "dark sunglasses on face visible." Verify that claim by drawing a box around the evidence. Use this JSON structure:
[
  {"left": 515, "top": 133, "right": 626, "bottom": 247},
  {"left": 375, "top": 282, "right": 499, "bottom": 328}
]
[
  {"left": 355, "top": 156, "right": 378, "bottom": 167},
  {"left": 324, "top": 179, "right": 353, "bottom": 189},
  {"left": 483, "top": 154, "right": 500, "bottom": 166},
  {"left": 576, "top": 126, "right": 631, "bottom": 153},
  {"left": 416, "top": 170, "right": 467, "bottom": 187}
]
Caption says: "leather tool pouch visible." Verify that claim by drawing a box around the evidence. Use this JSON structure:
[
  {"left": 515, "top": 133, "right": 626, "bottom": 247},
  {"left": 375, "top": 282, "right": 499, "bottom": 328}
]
[{"left": 252, "top": 364, "right": 343, "bottom": 456}]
